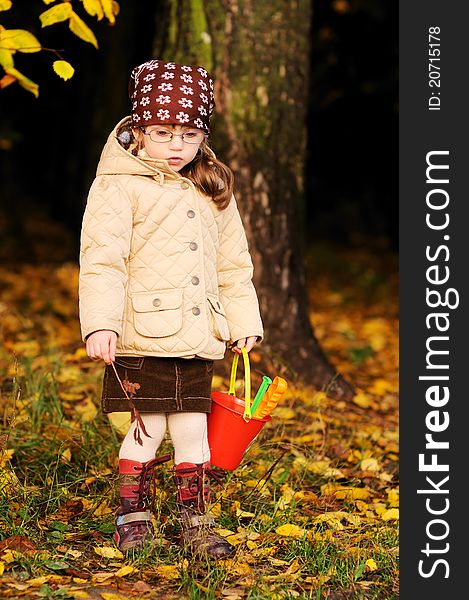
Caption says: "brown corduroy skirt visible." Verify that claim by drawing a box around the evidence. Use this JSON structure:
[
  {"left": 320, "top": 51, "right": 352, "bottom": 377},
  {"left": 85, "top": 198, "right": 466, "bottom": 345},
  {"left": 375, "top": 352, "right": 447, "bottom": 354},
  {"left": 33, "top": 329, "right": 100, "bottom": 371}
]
[{"left": 101, "top": 356, "right": 214, "bottom": 414}]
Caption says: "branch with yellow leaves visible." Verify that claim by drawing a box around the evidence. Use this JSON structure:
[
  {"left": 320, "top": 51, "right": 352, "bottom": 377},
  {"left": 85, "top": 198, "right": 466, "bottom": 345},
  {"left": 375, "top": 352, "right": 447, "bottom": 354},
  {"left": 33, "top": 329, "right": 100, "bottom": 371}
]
[{"left": 0, "top": 0, "right": 119, "bottom": 96}]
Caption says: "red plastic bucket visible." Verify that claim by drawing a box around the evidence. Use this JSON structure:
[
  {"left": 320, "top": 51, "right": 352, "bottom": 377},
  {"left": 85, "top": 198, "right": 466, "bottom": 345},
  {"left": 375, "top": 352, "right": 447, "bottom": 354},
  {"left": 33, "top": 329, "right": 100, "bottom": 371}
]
[{"left": 208, "top": 391, "right": 272, "bottom": 470}]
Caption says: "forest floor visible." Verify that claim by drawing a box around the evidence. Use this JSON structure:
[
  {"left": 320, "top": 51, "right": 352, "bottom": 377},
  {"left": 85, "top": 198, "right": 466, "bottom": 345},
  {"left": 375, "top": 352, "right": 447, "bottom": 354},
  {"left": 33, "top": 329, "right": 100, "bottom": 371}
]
[{"left": 0, "top": 210, "right": 398, "bottom": 599}]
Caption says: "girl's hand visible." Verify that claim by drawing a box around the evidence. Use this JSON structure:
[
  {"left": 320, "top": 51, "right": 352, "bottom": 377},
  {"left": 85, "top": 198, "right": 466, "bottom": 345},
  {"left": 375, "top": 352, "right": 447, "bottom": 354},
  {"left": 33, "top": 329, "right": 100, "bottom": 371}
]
[
  {"left": 231, "top": 336, "right": 257, "bottom": 354},
  {"left": 85, "top": 330, "right": 117, "bottom": 364}
]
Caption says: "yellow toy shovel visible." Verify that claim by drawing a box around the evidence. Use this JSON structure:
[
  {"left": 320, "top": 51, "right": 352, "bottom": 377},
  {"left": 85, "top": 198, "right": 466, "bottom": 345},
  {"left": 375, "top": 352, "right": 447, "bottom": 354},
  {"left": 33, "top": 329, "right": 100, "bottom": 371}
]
[{"left": 253, "top": 376, "right": 288, "bottom": 418}]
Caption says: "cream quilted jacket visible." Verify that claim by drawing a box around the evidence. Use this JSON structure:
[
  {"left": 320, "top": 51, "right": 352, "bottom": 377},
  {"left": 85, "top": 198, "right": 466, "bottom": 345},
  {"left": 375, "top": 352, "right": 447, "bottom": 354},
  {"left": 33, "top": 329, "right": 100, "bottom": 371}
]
[{"left": 79, "top": 117, "right": 263, "bottom": 360}]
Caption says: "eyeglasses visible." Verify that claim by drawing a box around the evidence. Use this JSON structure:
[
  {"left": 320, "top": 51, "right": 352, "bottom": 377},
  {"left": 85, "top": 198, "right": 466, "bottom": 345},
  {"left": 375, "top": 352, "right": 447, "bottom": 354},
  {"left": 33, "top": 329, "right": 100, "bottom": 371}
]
[{"left": 140, "top": 127, "right": 206, "bottom": 144}]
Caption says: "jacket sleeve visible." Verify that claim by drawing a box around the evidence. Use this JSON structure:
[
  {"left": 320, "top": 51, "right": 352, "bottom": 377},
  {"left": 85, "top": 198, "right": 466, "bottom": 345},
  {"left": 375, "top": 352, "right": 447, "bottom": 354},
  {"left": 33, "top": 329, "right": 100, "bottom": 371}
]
[
  {"left": 78, "top": 176, "right": 132, "bottom": 342},
  {"left": 217, "top": 195, "right": 264, "bottom": 344}
]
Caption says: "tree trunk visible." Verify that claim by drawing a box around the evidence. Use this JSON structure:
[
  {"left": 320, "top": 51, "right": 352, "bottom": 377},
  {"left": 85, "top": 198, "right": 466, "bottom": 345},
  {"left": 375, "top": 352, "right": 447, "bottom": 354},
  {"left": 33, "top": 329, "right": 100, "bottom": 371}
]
[{"left": 154, "top": 0, "right": 354, "bottom": 399}]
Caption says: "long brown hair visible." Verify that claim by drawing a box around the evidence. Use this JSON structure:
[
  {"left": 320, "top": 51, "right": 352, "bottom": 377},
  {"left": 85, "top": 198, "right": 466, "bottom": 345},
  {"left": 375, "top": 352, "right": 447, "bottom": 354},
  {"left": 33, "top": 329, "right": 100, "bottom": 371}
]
[
  {"left": 181, "top": 140, "right": 234, "bottom": 211},
  {"left": 127, "top": 124, "right": 233, "bottom": 210}
]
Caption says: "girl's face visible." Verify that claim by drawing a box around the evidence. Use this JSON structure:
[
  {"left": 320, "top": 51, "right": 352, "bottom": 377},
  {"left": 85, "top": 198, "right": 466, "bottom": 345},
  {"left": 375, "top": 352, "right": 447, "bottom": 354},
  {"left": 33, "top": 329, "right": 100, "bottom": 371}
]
[{"left": 134, "top": 124, "right": 205, "bottom": 171}]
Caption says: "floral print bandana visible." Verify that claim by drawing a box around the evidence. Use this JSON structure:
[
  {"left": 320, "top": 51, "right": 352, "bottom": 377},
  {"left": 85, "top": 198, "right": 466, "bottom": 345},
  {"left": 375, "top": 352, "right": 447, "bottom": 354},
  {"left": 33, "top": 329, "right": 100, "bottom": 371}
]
[{"left": 128, "top": 59, "right": 215, "bottom": 134}]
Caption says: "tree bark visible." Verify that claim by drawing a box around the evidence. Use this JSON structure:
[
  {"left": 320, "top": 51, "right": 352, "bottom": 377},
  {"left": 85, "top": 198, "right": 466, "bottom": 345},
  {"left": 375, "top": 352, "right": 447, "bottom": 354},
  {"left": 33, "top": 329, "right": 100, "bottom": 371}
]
[{"left": 154, "top": 0, "right": 354, "bottom": 399}]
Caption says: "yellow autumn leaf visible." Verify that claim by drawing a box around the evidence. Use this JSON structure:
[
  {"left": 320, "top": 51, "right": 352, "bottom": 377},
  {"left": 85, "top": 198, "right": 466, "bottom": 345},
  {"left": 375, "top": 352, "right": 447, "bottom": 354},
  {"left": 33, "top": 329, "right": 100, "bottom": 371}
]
[
  {"left": 8, "top": 339, "right": 41, "bottom": 356},
  {"left": 306, "top": 575, "right": 331, "bottom": 586},
  {"left": 155, "top": 564, "right": 180, "bottom": 580},
  {"left": 60, "top": 447, "right": 72, "bottom": 463},
  {"left": 323, "top": 467, "right": 346, "bottom": 479},
  {"left": 0, "top": 561, "right": 4, "bottom": 576},
  {"left": 69, "top": 11, "right": 98, "bottom": 48},
  {"left": 3, "top": 66, "right": 38, "bottom": 96},
  {"left": 1, "top": 549, "right": 16, "bottom": 563},
  {"left": 355, "top": 500, "right": 370, "bottom": 512},
  {"left": 115, "top": 565, "right": 136, "bottom": 577},
  {"left": 293, "top": 492, "right": 317, "bottom": 508},
  {"left": 70, "top": 592, "right": 89, "bottom": 599},
  {"left": 311, "top": 391, "right": 328, "bottom": 405},
  {"left": 26, "top": 575, "right": 54, "bottom": 585},
  {"left": 275, "top": 523, "right": 307, "bottom": 538},
  {"left": 363, "top": 318, "right": 388, "bottom": 351},
  {"left": 276, "top": 484, "right": 295, "bottom": 510},
  {"left": 93, "top": 546, "right": 124, "bottom": 559},
  {"left": 334, "top": 487, "right": 371, "bottom": 501},
  {"left": 0, "top": 47, "right": 13, "bottom": 69},
  {"left": 218, "top": 560, "right": 252, "bottom": 575},
  {"left": 40, "top": 3, "right": 73, "bottom": 27},
  {"left": 101, "top": 0, "right": 116, "bottom": 24},
  {"left": 272, "top": 407, "right": 295, "bottom": 420},
  {"left": 92, "top": 572, "right": 115, "bottom": 583},
  {"left": 365, "top": 558, "right": 378, "bottom": 572},
  {"left": 252, "top": 546, "right": 278, "bottom": 558},
  {"left": 293, "top": 433, "right": 322, "bottom": 444},
  {"left": 307, "top": 460, "right": 331, "bottom": 474},
  {"left": 74, "top": 396, "right": 97, "bottom": 422},
  {"left": 208, "top": 502, "right": 221, "bottom": 518},
  {"left": 0, "top": 448, "right": 14, "bottom": 468},
  {"left": 101, "top": 594, "right": 129, "bottom": 600},
  {"left": 373, "top": 502, "right": 387, "bottom": 516},
  {"left": 285, "top": 557, "right": 302, "bottom": 576},
  {"left": 387, "top": 488, "right": 399, "bottom": 507},
  {"left": 52, "top": 59, "right": 74, "bottom": 81},
  {"left": 0, "top": 29, "right": 41, "bottom": 53},
  {"left": 346, "top": 513, "right": 361, "bottom": 526},
  {"left": 92, "top": 500, "right": 113, "bottom": 516},
  {"left": 368, "top": 378, "right": 393, "bottom": 396},
  {"left": 320, "top": 482, "right": 339, "bottom": 495},
  {"left": 214, "top": 528, "right": 235, "bottom": 537},
  {"left": 56, "top": 365, "right": 82, "bottom": 383},
  {"left": 225, "top": 534, "right": 244, "bottom": 546},
  {"left": 65, "top": 347, "right": 88, "bottom": 362},
  {"left": 352, "top": 390, "right": 373, "bottom": 408},
  {"left": 313, "top": 511, "right": 348, "bottom": 529},
  {"left": 211, "top": 375, "right": 225, "bottom": 390},
  {"left": 83, "top": 0, "right": 104, "bottom": 20},
  {"left": 381, "top": 508, "right": 399, "bottom": 521},
  {"left": 235, "top": 505, "right": 255, "bottom": 518},
  {"left": 0, "top": 1, "right": 12, "bottom": 11},
  {"left": 360, "top": 458, "right": 380, "bottom": 472},
  {"left": 106, "top": 411, "right": 130, "bottom": 436}
]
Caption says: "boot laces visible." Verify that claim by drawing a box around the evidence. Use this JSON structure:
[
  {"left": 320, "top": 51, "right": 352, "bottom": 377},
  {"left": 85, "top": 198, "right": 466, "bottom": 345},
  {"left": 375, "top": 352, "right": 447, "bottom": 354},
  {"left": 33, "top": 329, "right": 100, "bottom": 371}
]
[
  {"left": 137, "top": 454, "right": 172, "bottom": 510},
  {"left": 175, "top": 464, "right": 226, "bottom": 511}
]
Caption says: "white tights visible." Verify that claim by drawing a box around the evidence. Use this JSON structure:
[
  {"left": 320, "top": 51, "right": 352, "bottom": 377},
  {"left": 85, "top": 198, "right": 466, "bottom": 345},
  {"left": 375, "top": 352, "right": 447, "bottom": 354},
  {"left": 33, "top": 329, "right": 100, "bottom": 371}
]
[{"left": 118, "top": 412, "right": 210, "bottom": 465}]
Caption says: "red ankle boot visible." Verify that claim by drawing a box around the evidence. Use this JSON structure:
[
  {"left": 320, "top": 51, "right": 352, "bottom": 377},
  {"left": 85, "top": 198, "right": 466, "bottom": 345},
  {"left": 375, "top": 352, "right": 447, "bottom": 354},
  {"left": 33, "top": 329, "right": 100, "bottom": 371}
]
[
  {"left": 173, "top": 461, "right": 235, "bottom": 558},
  {"left": 114, "top": 454, "right": 171, "bottom": 553}
]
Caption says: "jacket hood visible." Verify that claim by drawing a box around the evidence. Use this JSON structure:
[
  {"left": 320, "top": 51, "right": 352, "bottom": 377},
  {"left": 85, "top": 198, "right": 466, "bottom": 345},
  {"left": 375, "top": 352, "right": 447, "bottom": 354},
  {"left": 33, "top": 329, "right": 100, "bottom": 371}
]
[{"left": 96, "top": 116, "right": 182, "bottom": 181}]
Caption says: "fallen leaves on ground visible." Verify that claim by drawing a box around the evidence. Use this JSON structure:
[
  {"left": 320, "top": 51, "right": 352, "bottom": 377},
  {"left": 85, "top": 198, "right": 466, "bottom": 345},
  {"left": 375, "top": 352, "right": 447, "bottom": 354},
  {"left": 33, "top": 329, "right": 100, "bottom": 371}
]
[{"left": 0, "top": 235, "right": 398, "bottom": 598}]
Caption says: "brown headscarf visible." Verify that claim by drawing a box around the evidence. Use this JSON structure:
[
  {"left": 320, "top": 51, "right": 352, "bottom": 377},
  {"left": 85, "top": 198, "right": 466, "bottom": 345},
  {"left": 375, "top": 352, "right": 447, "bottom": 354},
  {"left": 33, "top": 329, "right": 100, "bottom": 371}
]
[{"left": 128, "top": 59, "right": 215, "bottom": 134}]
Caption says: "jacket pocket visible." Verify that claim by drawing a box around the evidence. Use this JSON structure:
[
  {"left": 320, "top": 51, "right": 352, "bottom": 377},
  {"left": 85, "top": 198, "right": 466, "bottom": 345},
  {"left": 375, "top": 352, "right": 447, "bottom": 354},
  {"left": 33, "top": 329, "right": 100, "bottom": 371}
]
[
  {"left": 207, "top": 294, "right": 230, "bottom": 341},
  {"left": 114, "top": 356, "right": 145, "bottom": 370},
  {"left": 131, "top": 289, "right": 183, "bottom": 338}
]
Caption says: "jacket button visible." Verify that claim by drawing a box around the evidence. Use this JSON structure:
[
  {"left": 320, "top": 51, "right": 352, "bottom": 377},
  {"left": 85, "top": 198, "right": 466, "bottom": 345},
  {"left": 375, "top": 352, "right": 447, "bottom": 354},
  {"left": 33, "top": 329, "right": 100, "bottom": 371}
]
[
  {"left": 187, "top": 209, "right": 195, "bottom": 218},
  {"left": 181, "top": 182, "right": 190, "bottom": 190},
  {"left": 192, "top": 306, "right": 201, "bottom": 315},
  {"left": 152, "top": 298, "right": 161, "bottom": 307},
  {"left": 191, "top": 276, "right": 200, "bottom": 285},
  {"left": 189, "top": 242, "right": 198, "bottom": 251}
]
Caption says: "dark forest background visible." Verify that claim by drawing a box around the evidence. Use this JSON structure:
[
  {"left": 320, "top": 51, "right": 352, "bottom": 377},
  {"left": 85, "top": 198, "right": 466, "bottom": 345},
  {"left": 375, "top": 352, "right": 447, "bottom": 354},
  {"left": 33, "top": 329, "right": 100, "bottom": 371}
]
[{"left": 0, "top": 0, "right": 397, "bottom": 261}]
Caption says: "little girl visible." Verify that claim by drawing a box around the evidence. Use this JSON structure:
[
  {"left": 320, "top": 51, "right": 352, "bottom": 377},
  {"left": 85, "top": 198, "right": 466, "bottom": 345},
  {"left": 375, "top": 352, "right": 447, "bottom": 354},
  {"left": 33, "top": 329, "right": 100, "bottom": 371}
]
[{"left": 78, "top": 59, "right": 263, "bottom": 558}]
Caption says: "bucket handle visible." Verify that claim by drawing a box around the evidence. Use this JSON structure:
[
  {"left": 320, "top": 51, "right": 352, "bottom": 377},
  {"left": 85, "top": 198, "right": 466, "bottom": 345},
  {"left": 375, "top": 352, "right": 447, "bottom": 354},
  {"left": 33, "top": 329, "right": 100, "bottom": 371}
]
[{"left": 228, "top": 347, "right": 251, "bottom": 422}]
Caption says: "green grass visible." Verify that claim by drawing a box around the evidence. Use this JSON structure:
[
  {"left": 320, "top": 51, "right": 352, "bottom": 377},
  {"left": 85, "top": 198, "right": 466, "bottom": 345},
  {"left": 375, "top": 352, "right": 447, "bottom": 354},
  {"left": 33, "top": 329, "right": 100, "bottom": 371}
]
[{"left": 0, "top": 351, "right": 398, "bottom": 599}]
